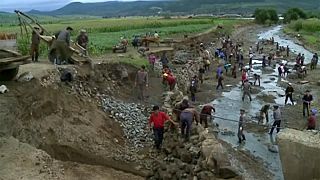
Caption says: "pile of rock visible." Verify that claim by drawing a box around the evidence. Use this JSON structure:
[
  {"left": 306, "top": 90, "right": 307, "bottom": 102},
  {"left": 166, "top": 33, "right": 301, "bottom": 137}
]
[
  {"left": 173, "top": 50, "right": 193, "bottom": 64},
  {"left": 174, "top": 59, "right": 201, "bottom": 93},
  {"left": 162, "top": 90, "right": 184, "bottom": 115},
  {"left": 148, "top": 126, "right": 240, "bottom": 179},
  {"left": 102, "top": 97, "right": 152, "bottom": 149},
  {"left": 39, "top": 70, "right": 60, "bottom": 87},
  {"left": 147, "top": 46, "right": 240, "bottom": 179}
]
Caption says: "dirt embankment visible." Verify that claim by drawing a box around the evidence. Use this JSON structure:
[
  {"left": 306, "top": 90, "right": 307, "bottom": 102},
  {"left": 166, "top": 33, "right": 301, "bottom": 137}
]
[{"left": 0, "top": 62, "right": 157, "bottom": 179}]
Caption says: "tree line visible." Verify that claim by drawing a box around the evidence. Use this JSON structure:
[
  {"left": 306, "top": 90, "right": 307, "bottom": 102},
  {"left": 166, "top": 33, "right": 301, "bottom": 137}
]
[{"left": 254, "top": 7, "right": 317, "bottom": 25}]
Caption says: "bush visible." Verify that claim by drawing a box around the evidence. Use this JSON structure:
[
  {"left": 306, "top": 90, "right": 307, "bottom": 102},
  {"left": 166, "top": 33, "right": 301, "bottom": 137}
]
[{"left": 288, "top": 19, "right": 320, "bottom": 33}]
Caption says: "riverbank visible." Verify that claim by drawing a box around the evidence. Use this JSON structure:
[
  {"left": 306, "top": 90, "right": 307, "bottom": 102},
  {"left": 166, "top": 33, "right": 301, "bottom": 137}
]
[
  {"left": 283, "top": 19, "right": 320, "bottom": 53},
  {"left": 146, "top": 23, "right": 276, "bottom": 179}
]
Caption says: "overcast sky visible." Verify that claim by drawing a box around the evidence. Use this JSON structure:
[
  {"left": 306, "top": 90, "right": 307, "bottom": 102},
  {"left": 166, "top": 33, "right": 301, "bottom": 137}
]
[{"left": 0, "top": 0, "right": 141, "bottom": 12}]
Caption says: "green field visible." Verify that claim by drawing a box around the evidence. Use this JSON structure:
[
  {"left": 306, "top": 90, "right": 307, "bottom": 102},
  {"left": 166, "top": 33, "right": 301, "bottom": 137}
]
[
  {"left": 0, "top": 16, "right": 245, "bottom": 56},
  {"left": 284, "top": 18, "right": 320, "bottom": 51}
]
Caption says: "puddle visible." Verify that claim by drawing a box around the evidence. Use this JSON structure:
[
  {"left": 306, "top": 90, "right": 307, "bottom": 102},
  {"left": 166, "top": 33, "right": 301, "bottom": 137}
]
[{"left": 210, "top": 25, "right": 315, "bottom": 180}]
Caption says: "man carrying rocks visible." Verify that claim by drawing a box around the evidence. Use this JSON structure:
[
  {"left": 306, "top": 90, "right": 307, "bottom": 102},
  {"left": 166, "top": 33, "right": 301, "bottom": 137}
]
[
  {"left": 180, "top": 107, "right": 199, "bottom": 141},
  {"left": 135, "top": 65, "right": 149, "bottom": 101},
  {"left": 269, "top": 105, "right": 282, "bottom": 135},
  {"left": 52, "top": 26, "right": 73, "bottom": 64},
  {"left": 200, "top": 104, "right": 215, "bottom": 128},
  {"left": 163, "top": 73, "right": 176, "bottom": 91},
  {"left": 173, "top": 99, "right": 189, "bottom": 122},
  {"left": 238, "top": 109, "right": 246, "bottom": 143},
  {"left": 242, "top": 79, "right": 252, "bottom": 102},
  {"left": 149, "top": 105, "right": 177, "bottom": 150},
  {"left": 302, "top": 90, "right": 313, "bottom": 117},
  {"left": 285, "top": 83, "right": 294, "bottom": 105}
]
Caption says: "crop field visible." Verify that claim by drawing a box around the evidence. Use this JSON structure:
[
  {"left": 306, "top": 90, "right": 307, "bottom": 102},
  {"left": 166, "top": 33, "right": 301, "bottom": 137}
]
[
  {"left": 284, "top": 18, "right": 320, "bottom": 51},
  {"left": 0, "top": 16, "right": 244, "bottom": 56}
]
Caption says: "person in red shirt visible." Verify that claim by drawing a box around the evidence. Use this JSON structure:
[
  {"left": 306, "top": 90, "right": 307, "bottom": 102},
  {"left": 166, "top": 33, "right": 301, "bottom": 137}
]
[
  {"left": 149, "top": 105, "right": 176, "bottom": 150},
  {"left": 241, "top": 69, "right": 247, "bottom": 86},
  {"left": 307, "top": 109, "right": 317, "bottom": 130},
  {"left": 164, "top": 74, "right": 176, "bottom": 91},
  {"left": 200, "top": 104, "right": 215, "bottom": 128}
]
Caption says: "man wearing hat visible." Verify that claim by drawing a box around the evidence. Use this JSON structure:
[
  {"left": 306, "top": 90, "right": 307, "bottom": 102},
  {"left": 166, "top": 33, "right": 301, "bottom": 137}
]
[
  {"left": 30, "top": 27, "right": 43, "bottom": 62},
  {"left": 269, "top": 105, "right": 282, "bottom": 135},
  {"left": 76, "top": 29, "right": 89, "bottom": 55},
  {"left": 302, "top": 90, "right": 313, "bottom": 117},
  {"left": 285, "top": 83, "right": 294, "bottom": 105},
  {"left": 51, "top": 26, "right": 73, "bottom": 64},
  {"left": 238, "top": 109, "right": 246, "bottom": 143}
]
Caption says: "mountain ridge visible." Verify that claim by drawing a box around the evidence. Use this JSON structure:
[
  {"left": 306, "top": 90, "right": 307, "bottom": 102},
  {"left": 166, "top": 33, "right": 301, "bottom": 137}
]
[{"left": 26, "top": 0, "right": 320, "bottom": 17}]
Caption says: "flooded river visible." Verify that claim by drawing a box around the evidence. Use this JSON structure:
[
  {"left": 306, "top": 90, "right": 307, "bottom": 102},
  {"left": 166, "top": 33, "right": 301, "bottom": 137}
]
[{"left": 212, "top": 25, "right": 315, "bottom": 180}]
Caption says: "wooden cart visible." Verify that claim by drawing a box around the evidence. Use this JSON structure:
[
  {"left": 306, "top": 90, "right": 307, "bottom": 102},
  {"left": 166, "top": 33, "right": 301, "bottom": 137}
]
[{"left": 0, "top": 49, "right": 30, "bottom": 81}]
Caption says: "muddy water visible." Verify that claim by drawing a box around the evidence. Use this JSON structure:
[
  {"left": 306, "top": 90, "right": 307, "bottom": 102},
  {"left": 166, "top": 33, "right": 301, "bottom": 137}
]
[
  {"left": 258, "top": 25, "right": 314, "bottom": 63},
  {"left": 211, "top": 26, "right": 314, "bottom": 180}
]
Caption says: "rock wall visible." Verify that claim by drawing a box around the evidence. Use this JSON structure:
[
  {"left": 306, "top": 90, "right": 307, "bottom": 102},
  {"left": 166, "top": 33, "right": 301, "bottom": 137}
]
[
  {"left": 277, "top": 128, "right": 320, "bottom": 180},
  {"left": 148, "top": 54, "right": 240, "bottom": 179},
  {"left": 149, "top": 87, "right": 240, "bottom": 179}
]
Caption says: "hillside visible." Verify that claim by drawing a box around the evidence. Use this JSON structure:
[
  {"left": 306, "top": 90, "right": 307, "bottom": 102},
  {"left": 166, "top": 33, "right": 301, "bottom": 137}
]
[{"left": 28, "top": 0, "right": 320, "bottom": 17}]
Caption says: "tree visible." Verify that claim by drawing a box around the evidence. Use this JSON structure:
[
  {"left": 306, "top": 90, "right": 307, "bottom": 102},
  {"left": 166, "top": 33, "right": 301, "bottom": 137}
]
[
  {"left": 284, "top": 8, "right": 307, "bottom": 23},
  {"left": 254, "top": 8, "right": 278, "bottom": 25},
  {"left": 268, "top": 9, "right": 279, "bottom": 23}
]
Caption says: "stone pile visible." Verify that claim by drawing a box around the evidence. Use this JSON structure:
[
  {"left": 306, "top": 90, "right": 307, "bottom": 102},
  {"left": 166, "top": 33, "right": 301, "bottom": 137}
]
[
  {"left": 173, "top": 50, "right": 193, "bottom": 64},
  {"left": 39, "top": 70, "right": 59, "bottom": 87},
  {"left": 147, "top": 126, "right": 240, "bottom": 179},
  {"left": 148, "top": 53, "right": 240, "bottom": 179},
  {"left": 174, "top": 59, "right": 201, "bottom": 93},
  {"left": 102, "top": 97, "right": 152, "bottom": 149},
  {"left": 162, "top": 90, "right": 184, "bottom": 116}
]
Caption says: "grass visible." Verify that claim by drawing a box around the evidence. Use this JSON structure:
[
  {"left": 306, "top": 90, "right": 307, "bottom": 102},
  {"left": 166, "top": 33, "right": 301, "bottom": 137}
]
[
  {"left": 284, "top": 18, "right": 320, "bottom": 52},
  {"left": 0, "top": 16, "right": 246, "bottom": 58},
  {"left": 0, "top": 15, "right": 249, "bottom": 69},
  {"left": 88, "top": 23, "right": 214, "bottom": 54}
]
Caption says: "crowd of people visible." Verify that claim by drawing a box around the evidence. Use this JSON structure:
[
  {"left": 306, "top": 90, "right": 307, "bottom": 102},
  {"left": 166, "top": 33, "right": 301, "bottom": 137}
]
[
  {"left": 142, "top": 34, "right": 319, "bottom": 150},
  {"left": 31, "top": 26, "right": 318, "bottom": 150}
]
